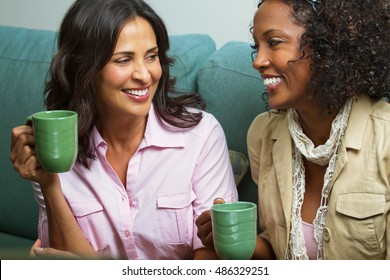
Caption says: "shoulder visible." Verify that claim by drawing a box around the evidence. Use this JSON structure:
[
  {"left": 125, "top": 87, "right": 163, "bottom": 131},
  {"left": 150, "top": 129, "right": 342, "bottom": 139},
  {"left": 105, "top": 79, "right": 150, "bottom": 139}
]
[
  {"left": 352, "top": 95, "right": 390, "bottom": 120},
  {"left": 186, "top": 107, "right": 223, "bottom": 134},
  {"left": 189, "top": 107, "right": 219, "bottom": 123},
  {"left": 351, "top": 96, "right": 390, "bottom": 129},
  {"left": 161, "top": 107, "right": 226, "bottom": 145},
  {"left": 346, "top": 96, "right": 390, "bottom": 154},
  {"left": 248, "top": 110, "right": 287, "bottom": 142},
  {"left": 368, "top": 99, "right": 390, "bottom": 146},
  {"left": 369, "top": 98, "right": 390, "bottom": 122}
]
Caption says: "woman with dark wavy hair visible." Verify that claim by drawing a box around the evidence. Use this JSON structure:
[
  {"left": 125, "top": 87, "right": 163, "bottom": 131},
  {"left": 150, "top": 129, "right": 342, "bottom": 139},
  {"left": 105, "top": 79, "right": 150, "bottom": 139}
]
[
  {"left": 10, "top": 0, "right": 237, "bottom": 259},
  {"left": 197, "top": 0, "right": 390, "bottom": 259}
]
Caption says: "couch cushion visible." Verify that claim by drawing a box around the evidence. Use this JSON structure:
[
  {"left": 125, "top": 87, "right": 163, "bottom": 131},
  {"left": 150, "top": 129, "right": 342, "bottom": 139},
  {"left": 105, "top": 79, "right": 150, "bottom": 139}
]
[
  {"left": 169, "top": 34, "right": 216, "bottom": 93},
  {"left": 0, "top": 26, "right": 54, "bottom": 241},
  {"left": 229, "top": 150, "right": 249, "bottom": 186},
  {"left": 198, "top": 41, "right": 266, "bottom": 158}
]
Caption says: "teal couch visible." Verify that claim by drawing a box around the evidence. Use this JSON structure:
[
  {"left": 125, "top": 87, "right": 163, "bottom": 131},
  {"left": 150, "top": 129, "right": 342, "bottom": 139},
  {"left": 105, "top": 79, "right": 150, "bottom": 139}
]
[{"left": 0, "top": 25, "right": 265, "bottom": 259}]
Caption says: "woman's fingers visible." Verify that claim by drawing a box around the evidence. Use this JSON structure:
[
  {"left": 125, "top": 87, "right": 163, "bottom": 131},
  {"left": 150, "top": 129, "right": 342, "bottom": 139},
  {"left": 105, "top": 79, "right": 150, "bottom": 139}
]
[
  {"left": 213, "top": 197, "right": 225, "bottom": 205},
  {"left": 30, "top": 239, "right": 81, "bottom": 259},
  {"left": 10, "top": 125, "right": 44, "bottom": 181},
  {"left": 196, "top": 198, "right": 226, "bottom": 248},
  {"left": 10, "top": 125, "right": 33, "bottom": 151},
  {"left": 29, "top": 239, "right": 42, "bottom": 257},
  {"left": 33, "top": 247, "right": 82, "bottom": 259},
  {"left": 196, "top": 210, "right": 214, "bottom": 248}
]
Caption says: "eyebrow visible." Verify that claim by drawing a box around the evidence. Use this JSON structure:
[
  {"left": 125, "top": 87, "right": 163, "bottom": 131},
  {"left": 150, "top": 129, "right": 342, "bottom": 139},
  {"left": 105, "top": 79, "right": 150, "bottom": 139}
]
[
  {"left": 263, "top": 29, "right": 284, "bottom": 37},
  {"left": 253, "top": 28, "right": 285, "bottom": 43},
  {"left": 113, "top": 46, "right": 159, "bottom": 56}
]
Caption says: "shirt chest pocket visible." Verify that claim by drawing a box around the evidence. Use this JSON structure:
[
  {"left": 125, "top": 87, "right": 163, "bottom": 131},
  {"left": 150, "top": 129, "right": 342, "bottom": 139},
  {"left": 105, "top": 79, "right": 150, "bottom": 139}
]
[
  {"left": 157, "top": 191, "right": 196, "bottom": 245},
  {"left": 69, "top": 200, "right": 106, "bottom": 246},
  {"left": 336, "top": 193, "right": 385, "bottom": 219},
  {"left": 335, "top": 193, "right": 385, "bottom": 248}
]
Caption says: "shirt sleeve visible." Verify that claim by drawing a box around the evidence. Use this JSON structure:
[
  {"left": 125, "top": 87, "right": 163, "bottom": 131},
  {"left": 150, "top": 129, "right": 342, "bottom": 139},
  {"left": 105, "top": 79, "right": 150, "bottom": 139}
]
[
  {"left": 247, "top": 115, "right": 263, "bottom": 186},
  {"left": 31, "top": 182, "right": 50, "bottom": 248},
  {"left": 191, "top": 116, "right": 238, "bottom": 250}
]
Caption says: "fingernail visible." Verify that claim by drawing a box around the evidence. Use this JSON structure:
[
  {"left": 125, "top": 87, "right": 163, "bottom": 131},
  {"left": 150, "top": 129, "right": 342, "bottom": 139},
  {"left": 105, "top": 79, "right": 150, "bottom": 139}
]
[
  {"left": 213, "top": 197, "right": 225, "bottom": 204},
  {"left": 35, "top": 247, "right": 44, "bottom": 254}
]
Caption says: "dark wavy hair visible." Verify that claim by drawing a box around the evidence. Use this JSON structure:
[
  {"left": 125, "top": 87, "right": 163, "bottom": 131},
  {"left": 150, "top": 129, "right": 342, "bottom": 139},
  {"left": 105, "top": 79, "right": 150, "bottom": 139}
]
[
  {"left": 45, "top": 0, "right": 205, "bottom": 168},
  {"left": 254, "top": 0, "right": 390, "bottom": 113}
]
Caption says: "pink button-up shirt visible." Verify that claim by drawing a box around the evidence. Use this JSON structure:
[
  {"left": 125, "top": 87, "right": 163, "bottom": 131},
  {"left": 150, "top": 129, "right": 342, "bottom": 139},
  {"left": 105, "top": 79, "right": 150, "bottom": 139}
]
[{"left": 33, "top": 105, "right": 237, "bottom": 259}]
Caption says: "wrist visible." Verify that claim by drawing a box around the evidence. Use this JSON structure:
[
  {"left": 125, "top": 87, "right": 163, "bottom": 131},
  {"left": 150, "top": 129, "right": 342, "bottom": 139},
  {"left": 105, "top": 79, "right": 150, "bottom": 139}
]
[{"left": 39, "top": 173, "right": 61, "bottom": 196}]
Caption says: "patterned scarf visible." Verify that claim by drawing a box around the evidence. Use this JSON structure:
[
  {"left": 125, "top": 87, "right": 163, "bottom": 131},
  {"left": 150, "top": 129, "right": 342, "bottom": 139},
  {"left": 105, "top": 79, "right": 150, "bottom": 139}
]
[{"left": 286, "top": 99, "right": 352, "bottom": 259}]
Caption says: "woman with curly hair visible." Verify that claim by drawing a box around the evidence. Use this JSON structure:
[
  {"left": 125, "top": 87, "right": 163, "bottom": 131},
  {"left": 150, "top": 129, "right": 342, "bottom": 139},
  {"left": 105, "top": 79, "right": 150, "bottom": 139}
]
[
  {"left": 10, "top": 0, "right": 237, "bottom": 259},
  {"left": 197, "top": 0, "right": 390, "bottom": 259}
]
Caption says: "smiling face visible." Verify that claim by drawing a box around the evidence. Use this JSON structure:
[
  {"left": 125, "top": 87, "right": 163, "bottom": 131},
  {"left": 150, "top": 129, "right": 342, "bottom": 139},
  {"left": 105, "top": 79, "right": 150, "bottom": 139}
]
[
  {"left": 94, "top": 16, "right": 162, "bottom": 121},
  {"left": 252, "top": 0, "right": 313, "bottom": 111}
]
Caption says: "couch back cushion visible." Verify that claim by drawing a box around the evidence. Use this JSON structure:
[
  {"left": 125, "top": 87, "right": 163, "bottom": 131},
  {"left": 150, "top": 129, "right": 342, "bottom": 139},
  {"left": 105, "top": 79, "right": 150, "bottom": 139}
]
[
  {"left": 0, "top": 26, "right": 55, "bottom": 240},
  {"left": 169, "top": 34, "right": 216, "bottom": 93},
  {"left": 198, "top": 41, "right": 266, "bottom": 158},
  {"left": 197, "top": 41, "right": 266, "bottom": 206},
  {"left": 0, "top": 25, "right": 216, "bottom": 241}
]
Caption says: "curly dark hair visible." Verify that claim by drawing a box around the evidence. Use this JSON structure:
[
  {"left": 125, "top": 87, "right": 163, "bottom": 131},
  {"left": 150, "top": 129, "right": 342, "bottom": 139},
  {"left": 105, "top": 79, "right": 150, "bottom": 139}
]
[
  {"left": 45, "top": 0, "right": 205, "bottom": 168},
  {"left": 255, "top": 0, "right": 390, "bottom": 113}
]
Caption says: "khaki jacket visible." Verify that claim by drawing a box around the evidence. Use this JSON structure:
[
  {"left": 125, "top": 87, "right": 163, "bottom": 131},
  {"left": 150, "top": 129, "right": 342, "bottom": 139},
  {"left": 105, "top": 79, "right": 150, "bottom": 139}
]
[{"left": 247, "top": 95, "right": 390, "bottom": 259}]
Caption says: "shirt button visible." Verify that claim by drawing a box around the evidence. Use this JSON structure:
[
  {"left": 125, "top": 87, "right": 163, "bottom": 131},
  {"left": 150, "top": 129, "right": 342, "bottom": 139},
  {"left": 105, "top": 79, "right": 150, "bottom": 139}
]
[
  {"left": 124, "top": 230, "right": 131, "bottom": 237},
  {"left": 323, "top": 227, "right": 331, "bottom": 242}
]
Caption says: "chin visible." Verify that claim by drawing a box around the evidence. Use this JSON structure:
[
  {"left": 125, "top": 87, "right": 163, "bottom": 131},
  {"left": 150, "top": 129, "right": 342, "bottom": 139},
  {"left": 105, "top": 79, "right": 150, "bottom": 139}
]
[
  {"left": 131, "top": 103, "right": 152, "bottom": 116},
  {"left": 268, "top": 101, "right": 283, "bottom": 110},
  {"left": 268, "top": 96, "right": 290, "bottom": 111}
]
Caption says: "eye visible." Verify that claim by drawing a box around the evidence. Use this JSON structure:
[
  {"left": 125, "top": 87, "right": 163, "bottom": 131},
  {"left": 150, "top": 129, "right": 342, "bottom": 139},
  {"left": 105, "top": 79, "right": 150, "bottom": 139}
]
[
  {"left": 250, "top": 44, "right": 259, "bottom": 61},
  {"left": 115, "top": 57, "right": 131, "bottom": 64},
  {"left": 146, "top": 53, "right": 159, "bottom": 62},
  {"left": 267, "top": 38, "right": 283, "bottom": 47}
]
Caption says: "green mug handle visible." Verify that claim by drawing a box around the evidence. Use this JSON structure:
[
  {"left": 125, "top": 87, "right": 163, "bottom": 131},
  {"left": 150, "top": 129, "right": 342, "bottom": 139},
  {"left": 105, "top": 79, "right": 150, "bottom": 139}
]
[{"left": 25, "top": 115, "right": 33, "bottom": 126}]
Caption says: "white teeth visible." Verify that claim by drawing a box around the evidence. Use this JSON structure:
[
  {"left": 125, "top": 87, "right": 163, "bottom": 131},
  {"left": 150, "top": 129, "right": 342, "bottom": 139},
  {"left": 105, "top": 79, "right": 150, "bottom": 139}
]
[
  {"left": 263, "top": 77, "right": 282, "bottom": 87},
  {"left": 125, "top": 89, "right": 148, "bottom": 96}
]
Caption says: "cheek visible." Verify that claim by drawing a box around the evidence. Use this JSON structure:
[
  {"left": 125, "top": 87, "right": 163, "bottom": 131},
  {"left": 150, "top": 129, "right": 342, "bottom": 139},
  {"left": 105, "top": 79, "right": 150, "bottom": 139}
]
[
  {"left": 150, "top": 64, "right": 163, "bottom": 82},
  {"left": 291, "top": 59, "right": 312, "bottom": 88},
  {"left": 99, "top": 68, "right": 129, "bottom": 88},
  {"left": 111, "top": 70, "right": 131, "bottom": 86}
]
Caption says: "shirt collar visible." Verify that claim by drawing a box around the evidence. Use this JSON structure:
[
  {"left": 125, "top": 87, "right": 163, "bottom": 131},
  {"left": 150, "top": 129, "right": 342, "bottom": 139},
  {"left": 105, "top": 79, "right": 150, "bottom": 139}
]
[
  {"left": 92, "top": 103, "right": 186, "bottom": 150},
  {"left": 143, "top": 103, "right": 186, "bottom": 148}
]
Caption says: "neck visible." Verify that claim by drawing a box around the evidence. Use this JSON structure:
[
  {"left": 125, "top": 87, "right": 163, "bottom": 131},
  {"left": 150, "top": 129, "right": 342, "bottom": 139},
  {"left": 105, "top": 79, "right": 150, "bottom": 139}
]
[
  {"left": 295, "top": 107, "right": 338, "bottom": 147},
  {"left": 96, "top": 115, "right": 147, "bottom": 152}
]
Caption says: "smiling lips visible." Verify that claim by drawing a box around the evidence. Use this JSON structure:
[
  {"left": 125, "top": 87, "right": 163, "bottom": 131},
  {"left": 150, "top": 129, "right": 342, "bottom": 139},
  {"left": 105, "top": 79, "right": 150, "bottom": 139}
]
[
  {"left": 263, "top": 76, "right": 282, "bottom": 90},
  {"left": 122, "top": 88, "right": 150, "bottom": 101},
  {"left": 123, "top": 88, "right": 148, "bottom": 96}
]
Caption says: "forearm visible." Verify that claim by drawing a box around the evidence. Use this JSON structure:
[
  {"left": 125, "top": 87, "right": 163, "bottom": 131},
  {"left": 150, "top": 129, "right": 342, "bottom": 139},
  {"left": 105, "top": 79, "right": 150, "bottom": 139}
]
[
  {"left": 40, "top": 176, "right": 96, "bottom": 258},
  {"left": 252, "top": 235, "right": 276, "bottom": 260}
]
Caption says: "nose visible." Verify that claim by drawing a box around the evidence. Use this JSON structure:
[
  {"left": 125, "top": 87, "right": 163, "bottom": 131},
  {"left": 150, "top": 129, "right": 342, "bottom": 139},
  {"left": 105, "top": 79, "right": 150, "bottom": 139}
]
[
  {"left": 252, "top": 50, "right": 270, "bottom": 72},
  {"left": 132, "top": 62, "right": 151, "bottom": 83}
]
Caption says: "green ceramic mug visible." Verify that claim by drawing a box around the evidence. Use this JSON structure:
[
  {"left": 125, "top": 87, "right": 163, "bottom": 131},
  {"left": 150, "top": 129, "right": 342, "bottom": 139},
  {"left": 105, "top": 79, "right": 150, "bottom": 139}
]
[
  {"left": 26, "top": 110, "right": 78, "bottom": 173},
  {"left": 211, "top": 201, "right": 257, "bottom": 260}
]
